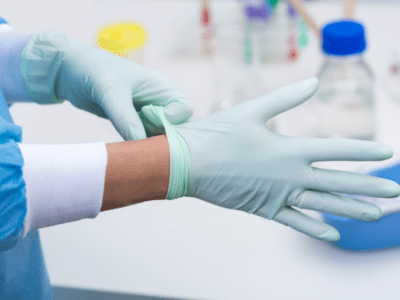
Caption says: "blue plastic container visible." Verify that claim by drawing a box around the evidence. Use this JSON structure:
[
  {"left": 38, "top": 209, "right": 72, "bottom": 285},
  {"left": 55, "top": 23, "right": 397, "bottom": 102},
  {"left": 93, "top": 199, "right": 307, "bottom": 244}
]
[{"left": 323, "top": 163, "right": 400, "bottom": 251}]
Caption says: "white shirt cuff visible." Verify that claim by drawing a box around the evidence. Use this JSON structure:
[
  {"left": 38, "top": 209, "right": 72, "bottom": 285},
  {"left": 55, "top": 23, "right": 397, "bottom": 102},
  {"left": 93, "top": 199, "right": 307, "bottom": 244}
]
[
  {"left": 18, "top": 141, "right": 108, "bottom": 236},
  {"left": 0, "top": 24, "right": 14, "bottom": 33}
]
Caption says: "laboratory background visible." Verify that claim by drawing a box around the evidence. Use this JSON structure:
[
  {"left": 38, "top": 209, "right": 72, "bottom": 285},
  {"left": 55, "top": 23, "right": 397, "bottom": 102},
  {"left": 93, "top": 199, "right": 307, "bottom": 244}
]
[{"left": 5, "top": 0, "right": 400, "bottom": 299}]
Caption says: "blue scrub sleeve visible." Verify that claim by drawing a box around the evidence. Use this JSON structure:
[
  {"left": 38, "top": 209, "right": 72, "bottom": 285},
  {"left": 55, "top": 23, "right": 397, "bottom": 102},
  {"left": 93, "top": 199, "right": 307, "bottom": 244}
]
[
  {"left": 0, "top": 116, "right": 27, "bottom": 252},
  {"left": 0, "top": 88, "right": 52, "bottom": 299}
]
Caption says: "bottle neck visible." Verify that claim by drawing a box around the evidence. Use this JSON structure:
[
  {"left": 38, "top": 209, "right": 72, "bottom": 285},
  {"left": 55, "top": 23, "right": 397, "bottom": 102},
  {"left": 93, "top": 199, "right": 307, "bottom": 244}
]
[{"left": 323, "top": 53, "right": 364, "bottom": 62}]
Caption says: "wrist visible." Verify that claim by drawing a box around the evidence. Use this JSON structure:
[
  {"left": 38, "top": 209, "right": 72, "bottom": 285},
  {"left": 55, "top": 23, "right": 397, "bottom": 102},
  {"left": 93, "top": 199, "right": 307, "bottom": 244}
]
[{"left": 102, "top": 135, "right": 170, "bottom": 211}]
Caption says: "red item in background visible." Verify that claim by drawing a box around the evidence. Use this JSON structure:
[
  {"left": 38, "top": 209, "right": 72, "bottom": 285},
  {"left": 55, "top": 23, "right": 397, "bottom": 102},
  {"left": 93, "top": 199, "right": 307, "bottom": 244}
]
[
  {"left": 287, "top": 35, "right": 298, "bottom": 61},
  {"left": 201, "top": 1, "right": 213, "bottom": 56},
  {"left": 201, "top": 4, "right": 211, "bottom": 26}
]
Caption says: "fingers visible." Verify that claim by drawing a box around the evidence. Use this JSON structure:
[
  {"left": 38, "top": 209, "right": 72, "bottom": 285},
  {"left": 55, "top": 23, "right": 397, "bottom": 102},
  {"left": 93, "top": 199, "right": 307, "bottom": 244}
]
[
  {"left": 272, "top": 207, "right": 340, "bottom": 242},
  {"left": 140, "top": 100, "right": 193, "bottom": 136},
  {"left": 309, "top": 167, "right": 400, "bottom": 198},
  {"left": 301, "top": 138, "right": 393, "bottom": 162},
  {"left": 131, "top": 69, "right": 189, "bottom": 108},
  {"left": 138, "top": 106, "right": 165, "bottom": 135},
  {"left": 243, "top": 77, "right": 319, "bottom": 121},
  {"left": 103, "top": 76, "right": 193, "bottom": 140},
  {"left": 162, "top": 100, "right": 194, "bottom": 125},
  {"left": 131, "top": 69, "right": 193, "bottom": 135},
  {"left": 102, "top": 89, "right": 147, "bottom": 141},
  {"left": 287, "top": 190, "right": 382, "bottom": 221}
]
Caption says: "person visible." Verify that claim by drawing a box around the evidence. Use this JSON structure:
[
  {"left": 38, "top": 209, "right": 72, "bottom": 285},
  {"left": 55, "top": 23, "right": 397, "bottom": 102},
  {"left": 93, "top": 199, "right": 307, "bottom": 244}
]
[{"left": 1, "top": 20, "right": 399, "bottom": 299}]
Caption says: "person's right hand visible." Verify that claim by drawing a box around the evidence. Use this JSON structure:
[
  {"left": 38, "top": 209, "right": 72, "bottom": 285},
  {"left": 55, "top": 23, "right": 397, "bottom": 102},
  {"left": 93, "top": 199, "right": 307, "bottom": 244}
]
[
  {"left": 20, "top": 31, "right": 193, "bottom": 141},
  {"left": 155, "top": 78, "right": 400, "bottom": 242}
]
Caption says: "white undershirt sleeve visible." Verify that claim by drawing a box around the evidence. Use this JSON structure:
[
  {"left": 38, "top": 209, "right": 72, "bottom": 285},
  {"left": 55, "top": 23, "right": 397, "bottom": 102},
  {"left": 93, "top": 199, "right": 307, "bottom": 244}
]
[
  {"left": 0, "top": 25, "right": 31, "bottom": 103},
  {"left": 18, "top": 141, "right": 108, "bottom": 237}
]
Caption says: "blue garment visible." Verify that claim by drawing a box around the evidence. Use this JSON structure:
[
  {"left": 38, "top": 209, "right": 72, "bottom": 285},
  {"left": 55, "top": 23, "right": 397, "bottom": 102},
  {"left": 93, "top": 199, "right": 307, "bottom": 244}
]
[{"left": 0, "top": 90, "right": 52, "bottom": 299}]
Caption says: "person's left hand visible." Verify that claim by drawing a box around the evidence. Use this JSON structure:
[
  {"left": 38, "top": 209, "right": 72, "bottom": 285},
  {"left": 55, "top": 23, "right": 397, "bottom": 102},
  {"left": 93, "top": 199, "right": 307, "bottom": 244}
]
[
  {"left": 153, "top": 78, "right": 400, "bottom": 241},
  {"left": 21, "top": 31, "right": 193, "bottom": 140}
]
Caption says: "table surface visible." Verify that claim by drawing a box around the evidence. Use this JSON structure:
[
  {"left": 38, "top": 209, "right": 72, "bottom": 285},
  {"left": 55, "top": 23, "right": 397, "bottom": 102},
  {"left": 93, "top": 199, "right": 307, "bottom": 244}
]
[{"left": 6, "top": 1, "right": 400, "bottom": 299}]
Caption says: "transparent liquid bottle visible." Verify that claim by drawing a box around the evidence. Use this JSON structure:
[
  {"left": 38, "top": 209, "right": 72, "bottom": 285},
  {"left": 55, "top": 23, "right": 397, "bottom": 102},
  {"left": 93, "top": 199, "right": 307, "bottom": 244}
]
[
  {"left": 315, "top": 21, "right": 374, "bottom": 140},
  {"left": 211, "top": 2, "right": 274, "bottom": 130}
]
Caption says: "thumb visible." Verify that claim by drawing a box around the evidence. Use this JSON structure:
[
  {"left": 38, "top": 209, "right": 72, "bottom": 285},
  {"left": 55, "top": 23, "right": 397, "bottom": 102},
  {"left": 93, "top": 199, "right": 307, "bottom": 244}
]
[
  {"left": 245, "top": 77, "right": 319, "bottom": 121},
  {"left": 102, "top": 89, "right": 147, "bottom": 141},
  {"left": 140, "top": 98, "right": 194, "bottom": 136}
]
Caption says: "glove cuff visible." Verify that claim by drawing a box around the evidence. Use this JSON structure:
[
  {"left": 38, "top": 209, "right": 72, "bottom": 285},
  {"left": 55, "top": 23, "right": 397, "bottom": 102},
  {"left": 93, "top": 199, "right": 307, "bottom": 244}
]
[
  {"left": 20, "top": 31, "right": 68, "bottom": 104},
  {"left": 147, "top": 105, "right": 190, "bottom": 199}
]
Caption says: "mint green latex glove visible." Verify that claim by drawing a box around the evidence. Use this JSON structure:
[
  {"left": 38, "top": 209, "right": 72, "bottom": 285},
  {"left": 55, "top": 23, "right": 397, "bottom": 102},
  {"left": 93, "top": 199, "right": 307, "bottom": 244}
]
[
  {"left": 20, "top": 31, "right": 193, "bottom": 141},
  {"left": 155, "top": 78, "right": 400, "bottom": 242}
]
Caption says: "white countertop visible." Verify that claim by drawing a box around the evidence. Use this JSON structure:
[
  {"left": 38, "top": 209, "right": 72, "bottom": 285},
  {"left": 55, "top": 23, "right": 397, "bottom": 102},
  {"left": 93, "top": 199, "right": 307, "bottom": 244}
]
[{"left": 6, "top": 1, "right": 400, "bottom": 299}]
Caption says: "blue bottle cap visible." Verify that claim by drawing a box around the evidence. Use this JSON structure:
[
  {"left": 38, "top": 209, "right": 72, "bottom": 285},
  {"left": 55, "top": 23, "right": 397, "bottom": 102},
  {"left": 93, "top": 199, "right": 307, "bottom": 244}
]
[{"left": 322, "top": 20, "right": 366, "bottom": 56}]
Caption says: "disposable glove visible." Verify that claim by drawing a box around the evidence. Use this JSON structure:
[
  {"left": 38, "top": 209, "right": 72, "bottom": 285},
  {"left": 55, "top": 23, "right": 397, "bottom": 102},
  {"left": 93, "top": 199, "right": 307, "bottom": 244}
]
[
  {"left": 20, "top": 31, "right": 193, "bottom": 140},
  {"left": 152, "top": 78, "right": 400, "bottom": 242}
]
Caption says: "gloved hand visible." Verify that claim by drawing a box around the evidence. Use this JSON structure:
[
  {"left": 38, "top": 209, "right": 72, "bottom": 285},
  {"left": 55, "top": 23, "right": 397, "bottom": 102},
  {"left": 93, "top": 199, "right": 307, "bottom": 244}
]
[
  {"left": 154, "top": 78, "right": 400, "bottom": 241},
  {"left": 20, "top": 31, "right": 193, "bottom": 140}
]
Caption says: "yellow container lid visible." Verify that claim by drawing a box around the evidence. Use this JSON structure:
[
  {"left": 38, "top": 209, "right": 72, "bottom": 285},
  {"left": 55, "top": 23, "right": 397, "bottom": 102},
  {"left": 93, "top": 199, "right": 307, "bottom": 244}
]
[{"left": 96, "top": 22, "right": 147, "bottom": 57}]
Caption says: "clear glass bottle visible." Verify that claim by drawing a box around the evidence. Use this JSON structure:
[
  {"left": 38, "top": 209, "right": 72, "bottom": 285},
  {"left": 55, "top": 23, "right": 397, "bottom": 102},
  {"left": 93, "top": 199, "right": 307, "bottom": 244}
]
[
  {"left": 386, "top": 50, "right": 400, "bottom": 101},
  {"left": 211, "top": 2, "right": 274, "bottom": 130},
  {"left": 315, "top": 21, "right": 374, "bottom": 140}
]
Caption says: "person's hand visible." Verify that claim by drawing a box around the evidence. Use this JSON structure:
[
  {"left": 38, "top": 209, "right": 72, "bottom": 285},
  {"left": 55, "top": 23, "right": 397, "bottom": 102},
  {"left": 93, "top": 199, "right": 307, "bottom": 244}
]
[
  {"left": 20, "top": 31, "right": 193, "bottom": 140},
  {"left": 157, "top": 78, "right": 400, "bottom": 241}
]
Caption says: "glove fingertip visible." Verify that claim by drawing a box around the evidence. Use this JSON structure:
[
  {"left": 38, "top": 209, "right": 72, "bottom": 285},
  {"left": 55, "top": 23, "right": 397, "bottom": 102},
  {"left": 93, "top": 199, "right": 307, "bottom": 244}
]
[
  {"left": 293, "top": 77, "right": 319, "bottom": 102},
  {"left": 387, "top": 181, "right": 400, "bottom": 198},
  {"left": 323, "top": 229, "right": 341, "bottom": 242},
  {"left": 376, "top": 144, "right": 394, "bottom": 160},
  {"left": 371, "top": 206, "right": 383, "bottom": 221},
  {"left": 164, "top": 100, "right": 194, "bottom": 124}
]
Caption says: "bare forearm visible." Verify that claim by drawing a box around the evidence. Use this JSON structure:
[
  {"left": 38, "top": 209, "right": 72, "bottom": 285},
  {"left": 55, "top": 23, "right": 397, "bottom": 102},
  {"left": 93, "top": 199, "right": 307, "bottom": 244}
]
[
  {"left": 102, "top": 135, "right": 170, "bottom": 211},
  {"left": 18, "top": 135, "right": 169, "bottom": 236}
]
